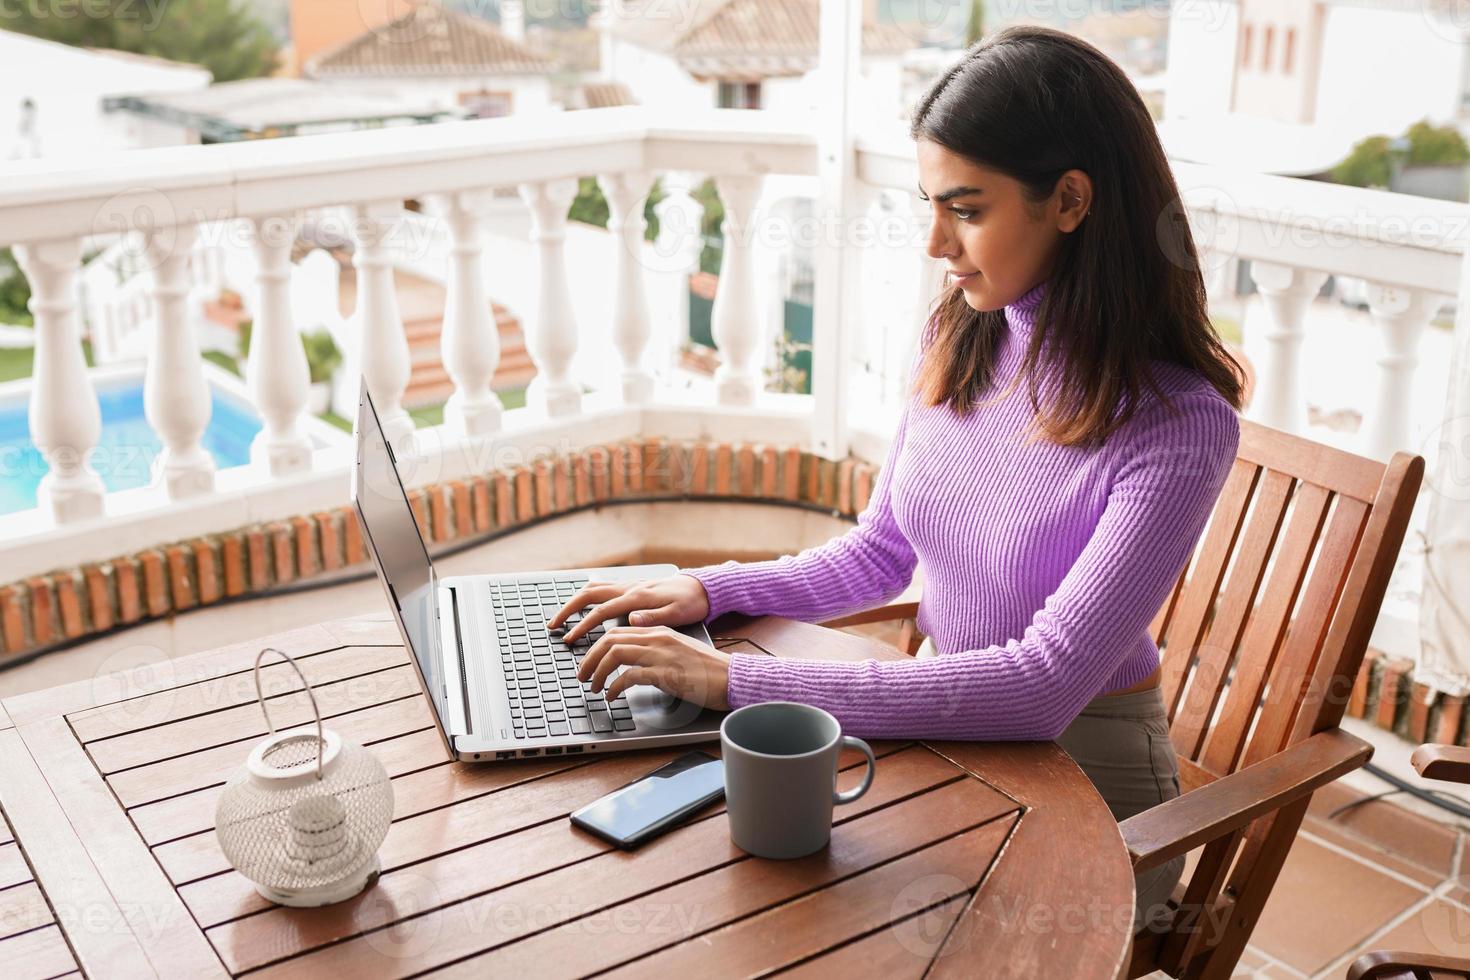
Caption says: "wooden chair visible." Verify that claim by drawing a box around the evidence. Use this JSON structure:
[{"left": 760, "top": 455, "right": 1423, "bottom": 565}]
[
  {"left": 1345, "top": 744, "right": 1470, "bottom": 980},
  {"left": 821, "top": 418, "right": 1425, "bottom": 979}
]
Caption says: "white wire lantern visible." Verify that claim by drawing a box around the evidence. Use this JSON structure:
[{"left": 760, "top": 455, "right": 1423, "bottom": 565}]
[{"left": 214, "top": 647, "right": 394, "bottom": 907}]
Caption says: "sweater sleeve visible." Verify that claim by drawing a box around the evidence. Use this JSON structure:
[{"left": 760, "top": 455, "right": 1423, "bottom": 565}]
[
  {"left": 722, "top": 391, "right": 1241, "bottom": 742},
  {"left": 680, "top": 402, "right": 919, "bottom": 624}
]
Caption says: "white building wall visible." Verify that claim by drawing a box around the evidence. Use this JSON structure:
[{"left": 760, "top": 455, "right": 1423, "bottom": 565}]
[
  {"left": 602, "top": 39, "right": 711, "bottom": 113},
  {"left": 0, "top": 31, "right": 210, "bottom": 159},
  {"left": 1163, "top": 0, "right": 1239, "bottom": 121},
  {"left": 1314, "top": 5, "right": 1466, "bottom": 134}
]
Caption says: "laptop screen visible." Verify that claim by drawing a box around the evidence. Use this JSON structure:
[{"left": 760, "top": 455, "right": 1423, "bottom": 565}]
[{"left": 351, "top": 384, "right": 448, "bottom": 729}]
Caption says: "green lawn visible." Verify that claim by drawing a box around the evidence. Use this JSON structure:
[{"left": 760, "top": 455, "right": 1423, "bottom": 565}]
[{"left": 0, "top": 341, "right": 94, "bottom": 384}]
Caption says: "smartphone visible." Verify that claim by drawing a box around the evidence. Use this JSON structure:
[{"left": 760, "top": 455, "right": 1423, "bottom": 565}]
[{"left": 569, "top": 751, "right": 725, "bottom": 849}]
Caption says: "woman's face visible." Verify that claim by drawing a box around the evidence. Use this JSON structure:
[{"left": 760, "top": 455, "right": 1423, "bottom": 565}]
[{"left": 916, "top": 139, "right": 1090, "bottom": 312}]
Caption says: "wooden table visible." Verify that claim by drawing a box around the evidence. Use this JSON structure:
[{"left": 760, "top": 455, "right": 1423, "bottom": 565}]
[{"left": 0, "top": 611, "right": 1135, "bottom": 979}]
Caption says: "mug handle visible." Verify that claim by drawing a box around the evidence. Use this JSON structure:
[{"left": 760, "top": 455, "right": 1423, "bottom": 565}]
[{"left": 833, "top": 736, "right": 876, "bottom": 805}]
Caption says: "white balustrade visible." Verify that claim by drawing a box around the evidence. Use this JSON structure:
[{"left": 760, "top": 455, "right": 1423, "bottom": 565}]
[
  {"left": 1363, "top": 284, "right": 1441, "bottom": 462},
  {"left": 709, "top": 174, "right": 765, "bottom": 406},
  {"left": 352, "top": 201, "right": 415, "bottom": 445},
  {"left": 1246, "top": 262, "right": 1329, "bottom": 435},
  {"left": 651, "top": 170, "right": 705, "bottom": 381},
  {"left": 143, "top": 224, "right": 215, "bottom": 498},
  {"left": 517, "top": 178, "right": 583, "bottom": 418},
  {"left": 598, "top": 171, "right": 657, "bottom": 404},
  {"left": 429, "top": 189, "right": 503, "bottom": 438},
  {"left": 14, "top": 238, "right": 106, "bottom": 523},
  {"left": 245, "top": 213, "right": 314, "bottom": 476}
]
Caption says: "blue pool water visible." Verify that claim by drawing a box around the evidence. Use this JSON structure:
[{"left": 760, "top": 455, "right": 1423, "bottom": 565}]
[{"left": 0, "top": 383, "right": 263, "bottom": 515}]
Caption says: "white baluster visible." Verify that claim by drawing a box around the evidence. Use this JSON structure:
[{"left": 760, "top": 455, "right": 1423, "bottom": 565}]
[
  {"left": 14, "top": 239, "right": 105, "bottom": 522},
  {"left": 710, "top": 174, "right": 765, "bottom": 405},
  {"left": 351, "top": 201, "right": 416, "bottom": 444},
  {"left": 651, "top": 170, "right": 704, "bottom": 382},
  {"left": 245, "top": 213, "right": 314, "bottom": 476},
  {"left": 1363, "top": 283, "right": 1439, "bottom": 461},
  {"left": 598, "top": 170, "right": 657, "bottom": 403},
  {"left": 427, "top": 189, "right": 502, "bottom": 437},
  {"left": 143, "top": 224, "right": 215, "bottom": 497},
  {"left": 517, "top": 178, "right": 582, "bottom": 417},
  {"left": 1246, "top": 262, "right": 1327, "bottom": 434}
]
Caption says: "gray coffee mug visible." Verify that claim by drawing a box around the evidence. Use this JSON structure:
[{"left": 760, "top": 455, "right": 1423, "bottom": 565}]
[{"left": 720, "top": 701, "right": 876, "bottom": 859}]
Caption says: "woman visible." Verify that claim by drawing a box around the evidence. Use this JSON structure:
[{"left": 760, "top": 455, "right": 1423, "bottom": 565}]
[{"left": 546, "top": 25, "right": 1244, "bottom": 933}]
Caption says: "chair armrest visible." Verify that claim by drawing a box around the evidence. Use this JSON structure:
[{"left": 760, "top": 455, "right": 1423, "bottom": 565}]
[
  {"left": 817, "top": 602, "right": 918, "bottom": 630},
  {"left": 1347, "top": 949, "right": 1470, "bottom": 980},
  {"left": 1119, "top": 729, "right": 1372, "bottom": 873},
  {"left": 1410, "top": 743, "right": 1470, "bottom": 785}
]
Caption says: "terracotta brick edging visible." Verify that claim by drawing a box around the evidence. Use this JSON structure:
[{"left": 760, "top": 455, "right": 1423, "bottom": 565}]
[{"left": 0, "top": 436, "right": 876, "bottom": 663}]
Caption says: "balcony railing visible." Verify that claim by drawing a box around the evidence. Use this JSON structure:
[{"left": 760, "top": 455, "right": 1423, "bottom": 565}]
[{"left": 0, "top": 106, "right": 1466, "bottom": 674}]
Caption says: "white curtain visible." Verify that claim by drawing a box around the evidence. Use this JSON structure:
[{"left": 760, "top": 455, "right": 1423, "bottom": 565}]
[{"left": 1418, "top": 249, "right": 1470, "bottom": 697}]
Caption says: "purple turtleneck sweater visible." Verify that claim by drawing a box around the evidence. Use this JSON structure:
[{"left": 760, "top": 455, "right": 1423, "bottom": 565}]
[{"left": 680, "top": 279, "right": 1240, "bottom": 741}]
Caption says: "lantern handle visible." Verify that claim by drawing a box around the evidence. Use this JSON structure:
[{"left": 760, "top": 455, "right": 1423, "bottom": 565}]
[{"left": 253, "top": 647, "right": 326, "bottom": 781}]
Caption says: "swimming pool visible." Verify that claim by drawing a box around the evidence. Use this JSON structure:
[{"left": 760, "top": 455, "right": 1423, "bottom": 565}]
[{"left": 1, "top": 379, "right": 265, "bottom": 516}]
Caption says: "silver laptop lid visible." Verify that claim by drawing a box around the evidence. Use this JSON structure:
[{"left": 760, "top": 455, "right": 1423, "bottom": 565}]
[{"left": 349, "top": 380, "right": 451, "bottom": 741}]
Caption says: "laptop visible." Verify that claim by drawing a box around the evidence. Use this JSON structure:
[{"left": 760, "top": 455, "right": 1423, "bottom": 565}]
[{"left": 350, "top": 380, "right": 725, "bottom": 762}]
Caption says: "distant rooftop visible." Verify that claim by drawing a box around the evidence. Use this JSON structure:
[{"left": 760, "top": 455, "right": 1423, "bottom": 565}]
[
  {"left": 672, "top": 0, "right": 913, "bottom": 81},
  {"left": 307, "top": 2, "right": 557, "bottom": 78}
]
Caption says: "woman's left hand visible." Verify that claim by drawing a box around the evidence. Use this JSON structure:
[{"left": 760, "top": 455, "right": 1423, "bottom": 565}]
[{"left": 576, "top": 626, "right": 732, "bottom": 711}]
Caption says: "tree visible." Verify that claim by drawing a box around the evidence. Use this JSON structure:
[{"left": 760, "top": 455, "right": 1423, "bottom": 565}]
[
  {"left": 1331, "top": 119, "right": 1470, "bottom": 189},
  {"left": 8, "top": 0, "right": 278, "bottom": 82}
]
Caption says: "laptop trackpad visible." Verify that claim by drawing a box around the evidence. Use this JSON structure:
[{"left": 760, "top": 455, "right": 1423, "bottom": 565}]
[{"left": 626, "top": 682, "right": 706, "bottom": 730}]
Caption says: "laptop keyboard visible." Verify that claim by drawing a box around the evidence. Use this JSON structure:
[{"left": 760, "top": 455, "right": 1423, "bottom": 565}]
[{"left": 492, "top": 577, "right": 636, "bottom": 740}]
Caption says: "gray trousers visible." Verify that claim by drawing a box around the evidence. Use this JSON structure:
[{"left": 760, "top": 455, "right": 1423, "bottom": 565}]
[{"left": 1054, "top": 684, "right": 1185, "bottom": 935}]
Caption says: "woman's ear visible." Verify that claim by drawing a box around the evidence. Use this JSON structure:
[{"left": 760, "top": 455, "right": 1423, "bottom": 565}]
[{"left": 1055, "top": 169, "right": 1093, "bottom": 234}]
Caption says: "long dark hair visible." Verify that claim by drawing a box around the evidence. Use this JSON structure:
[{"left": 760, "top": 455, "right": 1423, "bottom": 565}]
[{"left": 909, "top": 25, "right": 1244, "bottom": 448}]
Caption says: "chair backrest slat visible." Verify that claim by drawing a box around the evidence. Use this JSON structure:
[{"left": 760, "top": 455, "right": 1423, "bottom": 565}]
[
  {"left": 1159, "top": 457, "right": 1261, "bottom": 720},
  {"left": 1199, "top": 481, "right": 1333, "bottom": 775},
  {"left": 1238, "top": 494, "right": 1368, "bottom": 770},
  {"left": 1171, "top": 469, "right": 1296, "bottom": 762}
]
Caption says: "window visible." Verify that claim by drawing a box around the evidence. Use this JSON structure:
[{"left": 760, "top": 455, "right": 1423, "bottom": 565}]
[
  {"left": 1262, "top": 25, "right": 1275, "bottom": 71},
  {"left": 717, "top": 80, "right": 762, "bottom": 110},
  {"left": 1284, "top": 27, "right": 1296, "bottom": 74},
  {"left": 1241, "top": 24, "right": 1253, "bottom": 67},
  {"left": 457, "top": 89, "right": 513, "bottom": 119}
]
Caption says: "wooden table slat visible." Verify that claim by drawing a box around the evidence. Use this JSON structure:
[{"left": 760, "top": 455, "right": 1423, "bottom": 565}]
[
  {"left": 0, "top": 881, "right": 53, "bottom": 939},
  {"left": 0, "top": 923, "right": 78, "bottom": 980},
  {"left": 230, "top": 770, "right": 1014, "bottom": 978},
  {"left": 593, "top": 816, "right": 1017, "bottom": 979},
  {"left": 777, "top": 892, "right": 974, "bottom": 980},
  {"left": 87, "top": 665, "right": 422, "bottom": 775},
  {"left": 925, "top": 741, "right": 1136, "bottom": 980},
  {"left": 107, "top": 697, "right": 437, "bottom": 809},
  {"left": 0, "top": 840, "right": 32, "bottom": 891},
  {"left": 19, "top": 717, "right": 226, "bottom": 978},
  {"left": 184, "top": 741, "right": 926, "bottom": 930},
  {"left": 129, "top": 728, "right": 451, "bottom": 846},
  {"left": 68, "top": 644, "right": 411, "bottom": 744},
  {"left": 0, "top": 729, "right": 156, "bottom": 976}
]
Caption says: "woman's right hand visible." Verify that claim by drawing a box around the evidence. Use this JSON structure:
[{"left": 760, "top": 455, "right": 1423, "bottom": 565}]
[{"left": 545, "top": 574, "right": 711, "bottom": 645}]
